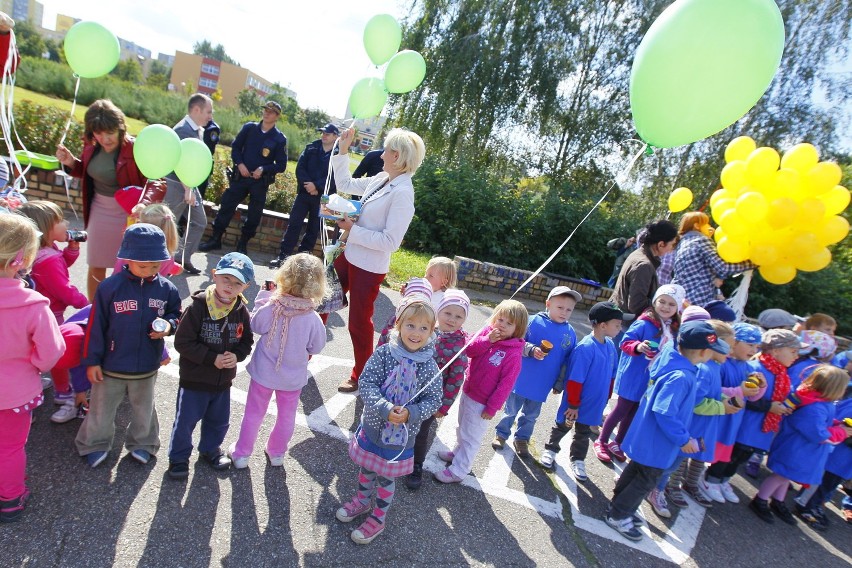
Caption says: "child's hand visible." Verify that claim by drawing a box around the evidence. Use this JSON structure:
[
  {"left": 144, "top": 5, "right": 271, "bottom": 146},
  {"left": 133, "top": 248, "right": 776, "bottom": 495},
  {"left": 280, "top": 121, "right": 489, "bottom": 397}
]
[
  {"left": 149, "top": 322, "right": 171, "bottom": 340},
  {"left": 434, "top": 410, "right": 446, "bottom": 419},
  {"left": 480, "top": 411, "right": 494, "bottom": 420},
  {"left": 214, "top": 352, "right": 237, "bottom": 369},
  {"left": 87, "top": 365, "right": 103, "bottom": 384},
  {"left": 769, "top": 401, "right": 792, "bottom": 416},
  {"left": 748, "top": 373, "right": 766, "bottom": 388},
  {"left": 680, "top": 438, "right": 699, "bottom": 454},
  {"left": 388, "top": 406, "right": 409, "bottom": 424},
  {"left": 66, "top": 240, "right": 80, "bottom": 250},
  {"left": 488, "top": 328, "right": 502, "bottom": 343},
  {"left": 741, "top": 382, "right": 760, "bottom": 397},
  {"left": 532, "top": 347, "right": 545, "bottom": 360},
  {"left": 564, "top": 408, "right": 579, "bottom": 422},
  {"left": 160, "top": 356, "right": 171, "bottom": 366},
  {"left": 724, "top": 397, "right": 743, "bottom": 414}
]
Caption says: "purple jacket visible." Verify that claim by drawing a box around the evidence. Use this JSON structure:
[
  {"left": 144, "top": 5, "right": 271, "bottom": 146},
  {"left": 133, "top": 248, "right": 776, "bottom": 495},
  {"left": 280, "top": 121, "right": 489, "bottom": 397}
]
[{"left": 462, "top": 326, "right": 524, "bottom": 416}]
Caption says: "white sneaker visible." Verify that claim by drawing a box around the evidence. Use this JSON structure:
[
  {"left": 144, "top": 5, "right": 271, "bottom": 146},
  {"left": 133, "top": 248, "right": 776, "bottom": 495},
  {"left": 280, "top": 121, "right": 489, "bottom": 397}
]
[
  {"left": 646, "top": 488, "right": 672, "bottom": 518},
  {"left": 228, "top": 445, "right": 249, "bottom": 469},
  {"left": 699, "top": 477, "right": 726, "bottom": 503},
  {"left": 265, "top": 450, "right": 285, "bottom": 467},
  {"left": 570, "top": 460, "right": 588, "bottom": 482},
  {"left": 720, "top": 481, "right": 740, "bottom": 503},
  {"left": 51, "top": 402, "right": 78, "bottom": 423},
  {"left": 539, "top": 449, "right": 557, "bottom": 471}
]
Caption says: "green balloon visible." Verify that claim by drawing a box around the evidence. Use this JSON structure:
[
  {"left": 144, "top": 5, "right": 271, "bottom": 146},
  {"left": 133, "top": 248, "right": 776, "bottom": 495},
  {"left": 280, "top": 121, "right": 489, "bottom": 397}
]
[
  {"left": 384, "top": 50, "right": 427, "bottom": 94},
  {"left": 174, "top": 138, "right": 213, "bottom": 188},
  {"left": 63, "top": 21, "right": 120, "bottom": 79},
  {"left": 630, "top": 0, "right": 784, "bottom": 148},
  {"left": 363, "top": 14, "right": 402, "bottom": 66},
  {"left": 348, "top": 78, "right": 388, "bottom": 119},
  {"left": 133, "top": 124, "right": 181, "bottom": 179}
]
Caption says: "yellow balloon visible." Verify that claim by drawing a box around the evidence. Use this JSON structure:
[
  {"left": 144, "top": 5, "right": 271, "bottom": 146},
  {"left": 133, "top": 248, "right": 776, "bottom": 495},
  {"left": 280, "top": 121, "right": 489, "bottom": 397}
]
[
  {"left": 815, "top": 215, "right": 850, "bottom": 246},
  {"left": 714, "top": 226, "right": 726, "bottom": 243},
  {"left": 789, "top": 232, "right": 820, "bottom": 257},
  {"left": 780, "top": 143, "right": 819, "bottom": 175},
  {"left": 793, "top": 199, "right": 826, "bottom": 229},
  {"left": 710, "top": 189, "right": 735, "bottom": 209},
  {"left": 668, "top": 187, "right": 694, "bottom": 213},
  {"left": 736, "top": 191, "right": 769, "bottom": 221},
  {"left": 719, "top": 209, "right": 750, "bottom": 240},
  {"left": 759, "top": 264, "right": 797, "bottom": 285},
  {"left": 795, "top": 247, "right": 832, "bottom": 272},
  {"left": 769, "top": 168, "right": 800, "bottom": 200},
  {"left": 818, "top": 185, "right": 851, "bottom": 216},
  {"left": 711, "top": 198, "right": 736, "bottom": 224},
  {"left": 749, "top": 243, "right": 779, "bottom": 266},
  {"left": 725, "top": 136, "right": 757, "bottom": 163},
  {"left": 805, "top": 162, "right": 843, "bottom": 197},
  {"left": 766, "top": 197, "right": 798, "bottom": 229},
  {"left": 717, "top": 237, "right": 750, "bottom": 263},
  {"left": 720, "top": 161, "right": 748, "bottom": 193},
  {"left": 745, "top": 147, "right": 781, "bottom": 189}
]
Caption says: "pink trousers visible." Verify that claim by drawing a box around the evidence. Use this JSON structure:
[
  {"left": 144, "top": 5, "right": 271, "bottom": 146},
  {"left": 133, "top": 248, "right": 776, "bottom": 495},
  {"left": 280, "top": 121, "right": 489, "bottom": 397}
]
[
  {"left": 232, "top": 380, "right": 301, "bottom": 459},
  {"left": 0, "top": 407, "right": 33, "bottom": 500}
]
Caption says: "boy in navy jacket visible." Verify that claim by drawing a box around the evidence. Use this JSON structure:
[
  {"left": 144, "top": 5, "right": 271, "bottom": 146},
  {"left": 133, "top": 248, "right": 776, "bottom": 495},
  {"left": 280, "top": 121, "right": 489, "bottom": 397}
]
[
  {"left": 605, "top": 321, "right": 729, "bottom": 541},
  {"left": 75, "top": 225, "right": 181, "bottom": 469}
]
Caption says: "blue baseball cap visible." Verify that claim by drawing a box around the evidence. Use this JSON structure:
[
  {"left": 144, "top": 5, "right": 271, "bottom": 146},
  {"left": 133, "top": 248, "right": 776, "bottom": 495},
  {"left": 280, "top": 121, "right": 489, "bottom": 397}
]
[
  {"left": 317, "top": 123, "right": 340, "bottom": 135},
  {"left": 215, "top": 252, "right": 254, "bottom": 284},
  {"left": 678, "top": 320, "right": 730, "bottom": 354}
]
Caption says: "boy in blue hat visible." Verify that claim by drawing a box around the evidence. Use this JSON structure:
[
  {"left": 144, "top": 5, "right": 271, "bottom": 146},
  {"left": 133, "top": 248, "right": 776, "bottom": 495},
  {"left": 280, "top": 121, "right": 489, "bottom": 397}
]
[
  {"left": 604, "top": 320, "right": 729, "bottom": 541},
  {"left": 167, "top": 252, "right": 255, "bottom": 479},
  {"left": 76, "top": 224, "right": 182, "bottom": 469}
]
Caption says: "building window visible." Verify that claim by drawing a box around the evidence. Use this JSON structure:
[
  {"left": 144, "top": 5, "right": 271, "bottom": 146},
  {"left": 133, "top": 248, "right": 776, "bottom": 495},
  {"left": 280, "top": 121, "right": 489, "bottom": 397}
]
[
  {"left": 199, "top": 77, "right": 218, "bottom": 89},
  {"left": 201, "top": 63, "right": 220, "bottom": 76}
]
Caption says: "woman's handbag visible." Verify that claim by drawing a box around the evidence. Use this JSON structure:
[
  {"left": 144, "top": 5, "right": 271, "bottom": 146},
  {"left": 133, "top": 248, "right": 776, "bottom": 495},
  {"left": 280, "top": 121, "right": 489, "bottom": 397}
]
[{"left": 317, "top": 242, "right": 348, "bottom": 314}]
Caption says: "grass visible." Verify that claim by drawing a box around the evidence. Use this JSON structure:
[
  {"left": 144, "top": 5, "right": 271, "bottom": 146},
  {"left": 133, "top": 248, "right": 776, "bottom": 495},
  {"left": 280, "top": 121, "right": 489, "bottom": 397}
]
[
  {"left": 13, "top": 86, "right": 149, "bottom": 135},
  {"left": 385, "top": 248, "right": 431, "bottom": 290}
]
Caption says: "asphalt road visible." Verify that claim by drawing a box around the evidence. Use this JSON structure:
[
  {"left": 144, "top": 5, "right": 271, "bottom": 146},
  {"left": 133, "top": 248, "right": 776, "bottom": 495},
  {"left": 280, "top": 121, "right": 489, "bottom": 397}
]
[{"left": 4, "top": 231, "right": 851, "bottom": 567}]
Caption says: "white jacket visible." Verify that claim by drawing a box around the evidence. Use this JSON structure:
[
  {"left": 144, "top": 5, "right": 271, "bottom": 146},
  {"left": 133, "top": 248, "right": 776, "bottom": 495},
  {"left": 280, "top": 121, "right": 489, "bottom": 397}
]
[{"left": 331, "top": 154, "right": 415, "bottom": 274}]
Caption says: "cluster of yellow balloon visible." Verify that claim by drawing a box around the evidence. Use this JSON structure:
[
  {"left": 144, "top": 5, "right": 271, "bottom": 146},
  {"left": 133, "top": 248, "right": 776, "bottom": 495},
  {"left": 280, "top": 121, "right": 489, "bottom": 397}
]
[{"left": 710, "top": 136, "right": 849, "bottom": 285}]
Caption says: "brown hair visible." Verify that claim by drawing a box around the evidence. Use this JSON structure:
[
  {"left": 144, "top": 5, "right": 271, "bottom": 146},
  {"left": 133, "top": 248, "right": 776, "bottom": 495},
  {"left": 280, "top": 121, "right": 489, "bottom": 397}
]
[
  {"left": 489, "top": 299, "right": 529, "bottom": 339},
  {"left": 678, "top": 211, "right": 710, "bottom": 236},
  {"left": 800, "top": 364, "right": 849, "bottom": 401},
  {"left": 804, "top": 313, "right": 836, "bottom": 332},
  {"left": 708, "top": 319, "right": 734, "bottom": 343},
  {"left": 83, "top": 99, "right": 127, "bottom": 146},
  {"left": 16, "top": 200, "right": 63, "bottom": 247}
]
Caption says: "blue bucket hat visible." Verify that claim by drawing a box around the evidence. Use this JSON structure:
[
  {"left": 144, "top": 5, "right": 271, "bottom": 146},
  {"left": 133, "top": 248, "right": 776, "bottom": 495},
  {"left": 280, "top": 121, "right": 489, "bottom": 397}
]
[
  {"left": 732, "top": 322, "right": 762, "bottom": 344},
  {"left": 116, "top": 223, "right": 170, "bottom": 262},
  {"left": 678, "top": 320, "right": 730, "bottom": 354},
  {"left": 704, "top": 300, "right": 736, "bottom": 323},
  {"left": 215, "top": 252, "right": 254, "bottom": 284}
]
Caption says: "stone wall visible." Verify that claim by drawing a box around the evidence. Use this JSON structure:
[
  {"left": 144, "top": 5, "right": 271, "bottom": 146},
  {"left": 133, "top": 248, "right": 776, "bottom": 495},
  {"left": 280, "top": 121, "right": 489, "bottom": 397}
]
[{"left": 454, "top": 255, "right": 614, "bottom": 309}]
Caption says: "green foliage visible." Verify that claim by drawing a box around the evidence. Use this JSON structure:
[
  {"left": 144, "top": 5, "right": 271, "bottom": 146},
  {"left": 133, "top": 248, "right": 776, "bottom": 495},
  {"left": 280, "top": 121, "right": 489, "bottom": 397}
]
[
  {"left": 387, "top": 249, "right": 432, "bottom": 289},
  {"left": 236, "top": 89, "right": 262, "bottom": 117},
  {"left": 192, "top": 40, "right": 238, "bottom": 66},
  {"left": 111, "top": 59, "right": 143, "bottom": 84},
  {"left": 12, "top": 100, "right": 83, "bottom": 157},
  {"left": 13, "top": 20, "right": 45, "bottom": 59},
  {"left": 145, "top": 60, "right": 170, "bottom": 91}
]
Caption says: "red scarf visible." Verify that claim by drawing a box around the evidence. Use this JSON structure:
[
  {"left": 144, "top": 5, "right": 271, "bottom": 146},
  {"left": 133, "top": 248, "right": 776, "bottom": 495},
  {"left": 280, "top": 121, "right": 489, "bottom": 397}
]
[{"left": 759, "top": 352, "right": 791, "bottom": 433}]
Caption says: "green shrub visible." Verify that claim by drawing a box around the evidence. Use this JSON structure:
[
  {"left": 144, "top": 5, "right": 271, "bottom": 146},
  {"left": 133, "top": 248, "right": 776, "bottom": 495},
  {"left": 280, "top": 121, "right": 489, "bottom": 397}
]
[{"left": 12, "top": 100, "right": 83, "bottom": 157}]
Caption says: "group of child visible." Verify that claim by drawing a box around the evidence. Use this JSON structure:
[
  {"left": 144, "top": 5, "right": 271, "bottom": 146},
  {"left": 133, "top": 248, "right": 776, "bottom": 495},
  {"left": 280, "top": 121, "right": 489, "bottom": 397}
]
[{"left": 1, "top": 202, "right": 851, "bottom": 552}]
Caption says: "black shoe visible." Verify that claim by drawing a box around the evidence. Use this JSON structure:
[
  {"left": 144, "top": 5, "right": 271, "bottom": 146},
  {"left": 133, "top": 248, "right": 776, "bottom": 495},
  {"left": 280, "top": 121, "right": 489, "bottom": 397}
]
[
  {"left": 769, "top": 500, "right": 797, "bottom": 525},
  {"left": 168, "top": 461, "right": 189, "bottom": 480},
  {"left": 198, "top": 238, "right": 222, "bottom": 252},
  {"left": 405, "top": 464, "right": 423, "bottom": 490},
  {"left": 749, "top": 497, "right": 775, "bottom": 523},
  {"left": 200, "top": 450, "right": 231, "bottom": 471},
  {"left": 236, "top": 240, "right": 248, "bottom": 255},
  {"left": 794, "top": 504, "right": 828, "bottom": 531},
  {"left": 181, "top": 261, "right": 201, "bottom": 275},
  {"left": 268, "top": 254, "right": 288, "bottom": 268}
]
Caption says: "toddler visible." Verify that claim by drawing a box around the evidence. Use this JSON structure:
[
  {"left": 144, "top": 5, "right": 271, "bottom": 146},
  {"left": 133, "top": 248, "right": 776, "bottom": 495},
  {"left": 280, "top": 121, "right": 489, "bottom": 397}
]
[
  {"left": 424, "top": 256, "right": 457, "bottom": 309},
  {"left": 115, "top": 203, "right": 183, "bottom": 277}
]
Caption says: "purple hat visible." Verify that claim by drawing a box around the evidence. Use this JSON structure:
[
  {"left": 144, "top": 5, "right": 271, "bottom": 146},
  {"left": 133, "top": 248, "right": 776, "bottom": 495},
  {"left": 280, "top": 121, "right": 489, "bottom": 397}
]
[
  {"left": 438, "top": 289, "right": 470, "bottom": 316},
  {"left": 403, "top": 277, "right": 432, "bottom": 300},
  {"left": 681, "top": 305, "right": 711, "bottom": 323}
]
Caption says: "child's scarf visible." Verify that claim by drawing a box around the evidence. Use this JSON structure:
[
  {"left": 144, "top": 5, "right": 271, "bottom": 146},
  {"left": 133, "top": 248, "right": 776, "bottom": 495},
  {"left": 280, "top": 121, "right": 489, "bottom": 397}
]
[
  {"left": 380, "top": 331, "right": 435, "bottom": 446},
  {"left": 759, "top": 352, "right": 791, "bottom": 433},
  {"left": 264, "top": 294, "right": 316, "bottom": 371},
  {"left": 206, "top": 285, "right": 242, "bottom": 321}
]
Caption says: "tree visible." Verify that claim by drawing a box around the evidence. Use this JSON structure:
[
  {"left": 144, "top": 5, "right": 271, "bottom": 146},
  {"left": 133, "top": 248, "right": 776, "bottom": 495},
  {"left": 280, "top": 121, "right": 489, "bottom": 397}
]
[
  {"left": 192, "top": 40, "right": 239, "bottom": 66},
  {"left": 236, "top": 88, "right": 262, "bottom": 117},
  {"left": 13, "top": 19, "right": 46, "bottom": 58},
  {"left": 43, "top": 38, "right": 63, "bottom": 63},
  {"left": 111, "top": 58, "right": 143, "bottom": 84},
  {"left": 302, "top": 108, "right": 330, "bottom": 130},
  {"left": 145, "top": 59, "right": 170, "bottom": 90}
]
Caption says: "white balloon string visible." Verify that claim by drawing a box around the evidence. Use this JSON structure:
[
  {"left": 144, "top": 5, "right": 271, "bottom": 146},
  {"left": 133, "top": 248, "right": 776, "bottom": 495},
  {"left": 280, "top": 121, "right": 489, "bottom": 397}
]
[
  {"left": 726, "top": 269, "right": 753, "bottom": 322},
  {"left": 0, "top": 30, "right": 29, "bottom": 193},
  {"left": 58, "top": 74, "right": 80, "bottom": 147}
]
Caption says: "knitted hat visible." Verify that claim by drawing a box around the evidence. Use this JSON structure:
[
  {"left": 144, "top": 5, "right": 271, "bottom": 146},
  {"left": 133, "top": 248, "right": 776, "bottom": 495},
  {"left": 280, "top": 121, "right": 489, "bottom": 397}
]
[
  {"left": 681, "top": 305, "right": 710, "bottom": 323},
  {"left": 438, "top": 289, "right": 470, "bottom": 316},
  {"left": 704, "top": 300, "right": 736, "bottom": 323},
  {"left": 395, "top": 294, "right": 433, "bottom": 320},
  {"left": 403, "top": 277, "right": 432, "bottom": 300},
  {"left": 116, "top": 223, "right": 170, "bottom": 262},
  {"left": 732, "top": 322, "right": 762, "bottom": 344},
  {"left": 799, "top": 330, "right": 837, "bottom": 359},
  {"left": 653, "top": 284, "right": 686, "bottom": 313}
]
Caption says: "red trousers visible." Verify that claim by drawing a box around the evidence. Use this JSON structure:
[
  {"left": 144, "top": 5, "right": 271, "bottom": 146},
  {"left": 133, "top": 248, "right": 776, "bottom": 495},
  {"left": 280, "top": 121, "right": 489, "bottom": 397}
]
[{"left": 329, "top": 252, "right": 386, "bottom": 382}]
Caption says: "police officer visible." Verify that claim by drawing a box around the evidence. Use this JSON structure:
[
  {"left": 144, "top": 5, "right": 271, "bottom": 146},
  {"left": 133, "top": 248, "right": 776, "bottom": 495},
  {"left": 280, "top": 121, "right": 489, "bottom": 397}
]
[{"left": 199, "top": 101, "right": 287, "bottom": 255}]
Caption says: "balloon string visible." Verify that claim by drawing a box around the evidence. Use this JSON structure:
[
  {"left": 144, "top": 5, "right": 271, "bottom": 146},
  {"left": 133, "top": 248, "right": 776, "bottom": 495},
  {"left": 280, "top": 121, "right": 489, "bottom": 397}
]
[
  {"left": 0, "top": 30, "right": 29, "bottom": 193},
  {"left": 58, "top": 74, "right": 80, "bottom": 147}
]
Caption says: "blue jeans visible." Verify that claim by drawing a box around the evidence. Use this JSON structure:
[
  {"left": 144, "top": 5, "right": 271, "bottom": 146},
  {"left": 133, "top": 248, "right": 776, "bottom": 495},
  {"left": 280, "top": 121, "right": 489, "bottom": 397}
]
[
  {"left": 168, "top": 387, "right": 231, "bottom": 463},
  {"left": 657, "top": 456, "right": 685, "bottom": 491},
  {"left": 495, "top": 393, "right": 542, "bottom": 441}
]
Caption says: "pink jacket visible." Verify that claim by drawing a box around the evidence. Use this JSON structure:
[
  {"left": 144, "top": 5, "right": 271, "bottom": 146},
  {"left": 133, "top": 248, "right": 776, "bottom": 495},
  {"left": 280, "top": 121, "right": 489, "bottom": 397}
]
[
  {"left": 31, "top": 245, "right": 88, "bottom": 323},
  {"left": 0, "top": 278, "right": 65, "bottom": 409},
  {"left": 462, "top": 326, "right": 524, "bottom": 416}
]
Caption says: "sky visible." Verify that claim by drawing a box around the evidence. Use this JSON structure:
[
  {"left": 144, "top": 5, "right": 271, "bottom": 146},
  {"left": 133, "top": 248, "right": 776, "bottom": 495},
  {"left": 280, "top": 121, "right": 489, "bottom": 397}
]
[{"left": 38, "top": 0, "right": 408, "bottom": 117}]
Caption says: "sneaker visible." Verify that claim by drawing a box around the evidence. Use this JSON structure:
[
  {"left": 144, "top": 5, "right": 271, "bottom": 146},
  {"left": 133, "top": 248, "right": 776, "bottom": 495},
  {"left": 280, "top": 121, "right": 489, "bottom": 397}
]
[
  {"left": 593, "top": 439, "right": 612, "bottom": 462},
  {"left": 513, "top": 439, "right": 530, "bottom": 458},
  {"left": 631, "top": 512, "right": 646, "bottom": 528},
  {"left": 794, "top": 504, "right": 828, "bottom": 531},
  {"left": 86, "top": 451, "right": 108, "bottom": 469},
  {"left": 769, "top": 500, "right": 797, "bottom": 525},
  {"left": 719, "top": 481, "right": 740, "bottom": 503},
  {"left": 683, "top": 483, "right": 714, "bottom": 508},
  {"left": 268, "top": 254, "right": 288, "bottom": 268},
  {"left": 76, "top": 402, "right": 89, "bottom": 419},
  {"left": 53, "top": 389, "right": 74, "bottom": 405},
  {"left": 41, "top": 376, "right": 53, "bottom": 390},
  {"left": 539, "top": 449, "right": 557, "bottom": 472},
  {"left": 843, "top": 508, "right": 852, "bottom": 525},
  {"left": 50, "top": 402, "right": 79, "bottom": 423},
  {"left": 437, "top": 450, "right": 455, "bottom": 463},
  {"left": 168, "top": 462, "right": 189, "bottom": 480},
  {"left": 335, "top": 497, "right": 371, "bottom": 522},
  {"left": 338, "top": 378, "right": 359, "bottom": 393},
  {"left": 607, "top": 441, "right": 627, "bottom": 462},
  {"left": 181, "top": 262, "right": 201, "bottom": 275},
  {"left": 665, "top": 485, "right": 689, "bottom": 508},
  {"left": 200, "top": 450, "right": 231, "bottom": 471},
  {"left": 265, "top": 450, "right": 285, "bottom": 467},
  {"left": 570, "top": 460, "right": 588, "bottom": 483},
  {"left": 745, "top": 458, "right": 761, "bottom": 478},
  {"left": 646, "top": 488, "right": 672, "bottom": 518},
  {"left": 491, "top": 436, "right": 506, "bottom": 450},
  {"left": 434, "top": 468, "right": 463, "bottom": 484},
  {"left": 405, "top": 463, "right": 423, "bottom": 490},
  {"left": 749, "top": 497, "right": 775, "bottom": 523},
  {"left": 130, "top": 449, "right": 152, "bottom": 465},
  {"left": 605, "top": 514, "right": 643, "bottom": 541},
  {"left": 0, "top": 489, "right": 30, "bottom": 523},
  {"left": 699, "top": 478, "right": 725, "bottom": 503},
  {"left": 351, "top": 515, "right": 385, "bottom": 545},
  {"left": 227, "top": 445, "right": 250, "bottom": 469}
]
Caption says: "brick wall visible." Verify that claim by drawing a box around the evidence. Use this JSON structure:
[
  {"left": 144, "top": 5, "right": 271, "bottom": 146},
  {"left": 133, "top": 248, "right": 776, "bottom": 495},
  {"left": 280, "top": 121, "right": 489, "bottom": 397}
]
[
  {"left": 24, "top": 166, "right": 326, "bottom": 256},
  {"left": 454, "top": 255, "right": 614, "bottom": 309}
]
